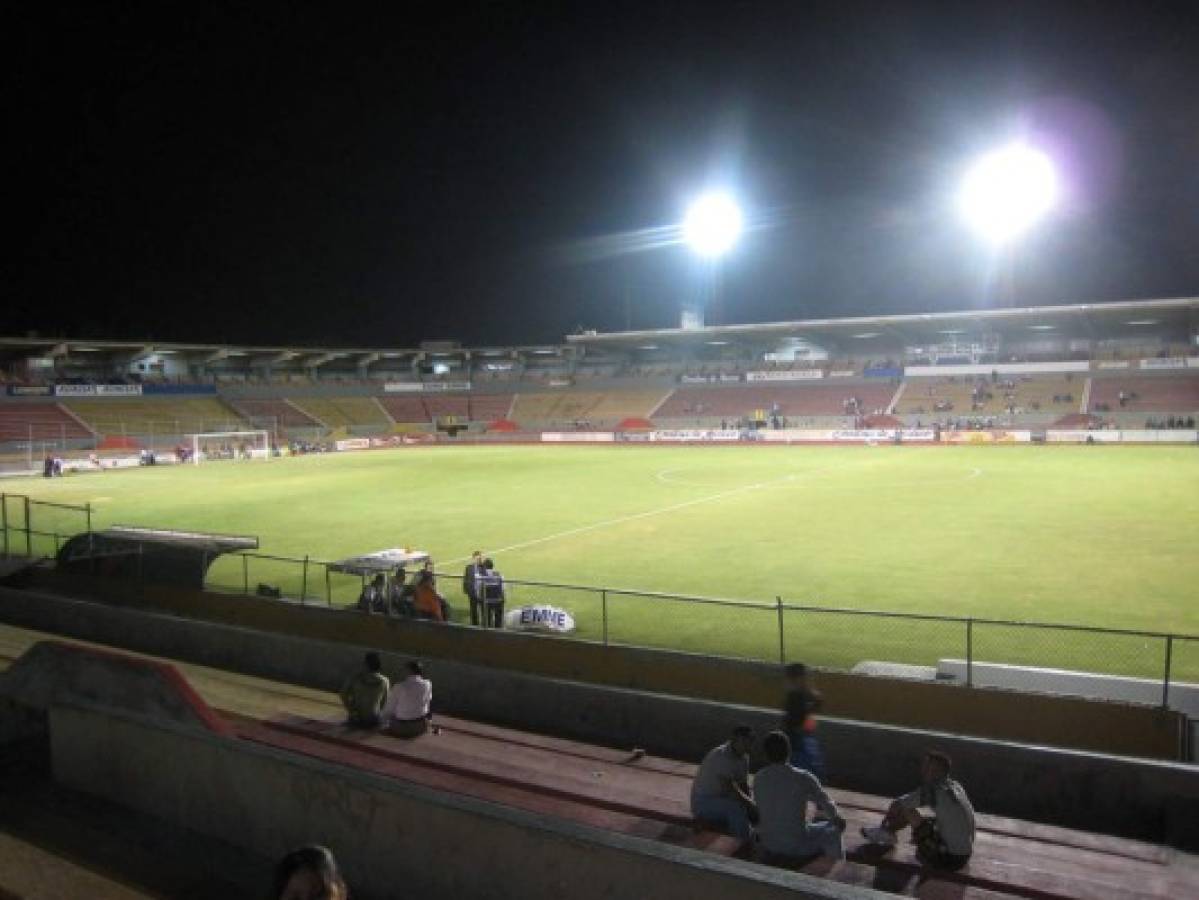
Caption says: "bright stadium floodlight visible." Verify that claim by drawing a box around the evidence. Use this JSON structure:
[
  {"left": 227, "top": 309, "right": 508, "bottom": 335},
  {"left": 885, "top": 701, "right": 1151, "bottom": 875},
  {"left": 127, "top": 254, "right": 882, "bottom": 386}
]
[
  {"left": 958, "top": 144, "right": 1057, "bottom": 244},
  {"left": 682, "top": 192, "right": 743, "bottom": 258}
]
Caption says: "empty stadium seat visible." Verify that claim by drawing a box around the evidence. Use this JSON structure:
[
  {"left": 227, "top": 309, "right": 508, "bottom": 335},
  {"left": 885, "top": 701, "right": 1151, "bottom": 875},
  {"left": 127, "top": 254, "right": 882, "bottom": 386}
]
[
  {"left": 1089, "top": 375, "right": 1199, "bottom": 413},
  {"left": 62, "top": 397, "right": 247, "bottom": 436},
  {"left": 0, "top": 403, "right": 93, "bottom": 441}
]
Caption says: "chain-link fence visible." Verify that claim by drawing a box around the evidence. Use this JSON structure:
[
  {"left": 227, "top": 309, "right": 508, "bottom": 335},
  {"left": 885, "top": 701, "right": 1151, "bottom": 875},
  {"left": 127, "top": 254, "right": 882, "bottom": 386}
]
[{"left": 1, "top": 494, "right": 1195, "bottom": 709}]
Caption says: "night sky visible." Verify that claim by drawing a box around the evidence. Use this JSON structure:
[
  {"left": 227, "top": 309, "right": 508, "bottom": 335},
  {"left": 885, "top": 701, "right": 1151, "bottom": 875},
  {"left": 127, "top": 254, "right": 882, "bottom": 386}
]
[{"left": 10, "top": 2, "right": 1198, "bottom": 347}]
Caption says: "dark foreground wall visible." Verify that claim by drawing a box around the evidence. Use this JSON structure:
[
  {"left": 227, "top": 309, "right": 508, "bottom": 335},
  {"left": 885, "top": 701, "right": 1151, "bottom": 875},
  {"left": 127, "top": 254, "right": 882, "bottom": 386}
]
[
  {"left": 51, "top": 704, "right": 880, "bottom": 900},
  {"left": 2, "top": 585, "right": 1197, "bottom": 851}
]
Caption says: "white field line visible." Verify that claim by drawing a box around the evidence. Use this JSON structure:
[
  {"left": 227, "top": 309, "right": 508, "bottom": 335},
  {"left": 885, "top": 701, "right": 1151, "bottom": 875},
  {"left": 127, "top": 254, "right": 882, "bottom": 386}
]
[{"left": 442, "top": 469, "right": 808, "bottom": 564}]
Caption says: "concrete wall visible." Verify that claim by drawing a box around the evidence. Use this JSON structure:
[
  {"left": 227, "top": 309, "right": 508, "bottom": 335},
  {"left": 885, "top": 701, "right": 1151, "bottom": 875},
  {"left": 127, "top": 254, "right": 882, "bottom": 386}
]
[
  {"left": 4, "top": 586, "right": 1198, "bottom": 851},
  {"left": 50, "top": 705, "right": 879, "bottom": 900},
  {"left": 24, "top": 570, "right": 1186, "bottom": 761}
]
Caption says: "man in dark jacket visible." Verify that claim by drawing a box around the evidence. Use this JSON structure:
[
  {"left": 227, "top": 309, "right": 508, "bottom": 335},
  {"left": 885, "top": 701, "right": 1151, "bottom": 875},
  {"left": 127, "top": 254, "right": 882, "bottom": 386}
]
[
  {"left": 480, "top": 558, "right": 506, "bottom": 628},
  {"left": 462, "top": 550, "right": 485, "bottom": 626},
  {"left": 339, "top": 651, "right": 390, "bottom": 728}
]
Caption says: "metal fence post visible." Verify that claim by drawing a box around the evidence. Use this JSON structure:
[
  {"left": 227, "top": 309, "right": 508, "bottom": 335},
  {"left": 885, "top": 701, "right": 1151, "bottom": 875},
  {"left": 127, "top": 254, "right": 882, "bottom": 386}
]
[
  {"left": 85, "top": 502, "right": 93, "bottom": 535},
  {"left": 24, "top": 495, "right": 32, "bottom": 556},
  {"left": 1162, "top": 635, "right": 1173, "bottom": 709},
  {"left": 776, "top": 596, "right": 786, "bottom": 665},
  {"left": 242, "top": 554, "right": 249, "bottom": 594},
  {"left": 966, "top": 619, "right": 974, "bottom": 688},
  {"left": 326, "top": 564, "right": 332, "bottom": 606},
  {"left": 601, "top": 590, "right": 609, "bottom": 646},
  {"left": 301, "top": 555, "right": 309, "bottom": 604},
  {"left": 1, "top": 494, "right": 8, "bottom": 556}
]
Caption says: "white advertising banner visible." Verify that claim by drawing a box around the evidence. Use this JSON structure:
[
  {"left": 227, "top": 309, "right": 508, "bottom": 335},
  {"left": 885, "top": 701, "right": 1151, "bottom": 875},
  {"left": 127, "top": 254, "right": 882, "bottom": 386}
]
[
  {"left": 335, "top": 438, "right": 371, "bottom": 451},
  {"left": 383, "top": 382, "right": 424, "bottom": 393},
  {"left": 1096, "top": 361, "right": 1130, "bottom": 370},
  {"left": 905, "top": 361, "right": 1089, "bottom": 377},
  {"left": 54, "top": 384, "right": 143, "bottom": 396},
  {"left": 761, "top": 428, "right": 938, "bottom": 443},
  {"left": 828, "top": 370, "right": 857, "bottom": 377},
  {"left": 541, "top": 432, "right": 616, "bottom": 443},
  {"left": 681, "top": 374, "right": 743, "bottom": 384},
  {"left": 384, "top": 381, "right": 473, "bottom": 393},
  {"left": 1139, "top": 358, "right": 1189, "bottom": 370},
  {"left": 504, "top": 605, "right": 576, "bottom": 634},
  {"left": 651, "top": 429, "right": 741, "bottom": 442},
  {"left": 1046, "top": 430, "right": 1121, "bottom": 443},
  {"left": 746, "top": 370, "right": 824, "bottom": 382},
  {"left": 1190, "top": 358, "right": 1199, "bottom": 369}
]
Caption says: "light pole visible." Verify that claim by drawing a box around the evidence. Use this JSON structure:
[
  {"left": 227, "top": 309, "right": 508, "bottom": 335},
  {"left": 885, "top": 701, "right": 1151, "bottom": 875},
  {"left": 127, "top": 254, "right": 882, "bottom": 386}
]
[
  {"left": 958, "top": 143, "right": 1058, "bottom": 306},
  {"left": 681, "top": 192, "right": 743, "bottom": 328}
]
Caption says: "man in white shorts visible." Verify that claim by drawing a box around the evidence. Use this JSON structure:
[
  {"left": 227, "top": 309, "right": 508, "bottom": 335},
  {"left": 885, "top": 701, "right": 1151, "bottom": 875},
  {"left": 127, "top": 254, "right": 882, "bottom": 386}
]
[{"left": 861, "top": 750, "right": 975, "bottom": 870}]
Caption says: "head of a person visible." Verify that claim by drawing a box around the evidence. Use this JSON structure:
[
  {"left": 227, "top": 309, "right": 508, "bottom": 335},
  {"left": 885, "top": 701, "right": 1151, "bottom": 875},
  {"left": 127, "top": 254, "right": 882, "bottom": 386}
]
[
  {"left": 422, "top": 559, "right": 433, "bottom": 571},
  {"left": 406, "top": 660, "right": 424, "bottom": 679},
  {"left": 418, "top": 571, "right": 433, "bottom": 585},
  {"left": 483, "top": 558, "right": 495, "bottom": 571},
  {"left": 364, "top": 652, "right": 382, "bottom": 674},
  {"left": 472, "top": 550, "right": 482, "bottom": 563},
  {"left": 395, "top": 566, "right": 406, "bottom": 580},
  {"left": 729, "top": 724, "right": 755, "bottom": 756},
  {"left": 372, "top": 574, "right": 385, "bottom": 587},
  {"left": 922, "top": 750, "right": 952, "bottom": 783},
  {"left": 784, "top": 662, "right": 808, "bottom": 687},
  {"left": 761, "top": 730, "right": 791, "bottom": 765},
  {"left": 273, "top": 845, "right": 347, "bottom": 900}
]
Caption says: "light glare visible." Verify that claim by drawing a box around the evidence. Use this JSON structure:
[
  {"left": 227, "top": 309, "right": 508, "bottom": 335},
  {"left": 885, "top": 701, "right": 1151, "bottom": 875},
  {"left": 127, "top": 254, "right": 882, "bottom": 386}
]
[
  {"left": 683, "top": 193, "right": 743, "bottom": 257},
  {"left": 958, "top": 145, "right": 1057, "bottom": 244}
]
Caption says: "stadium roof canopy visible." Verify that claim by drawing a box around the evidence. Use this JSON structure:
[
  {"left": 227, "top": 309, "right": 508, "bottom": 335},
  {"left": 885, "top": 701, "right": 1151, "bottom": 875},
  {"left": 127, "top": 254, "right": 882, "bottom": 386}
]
[{"left": 566, "top": 297, "right": 1199, "bottom": 351}]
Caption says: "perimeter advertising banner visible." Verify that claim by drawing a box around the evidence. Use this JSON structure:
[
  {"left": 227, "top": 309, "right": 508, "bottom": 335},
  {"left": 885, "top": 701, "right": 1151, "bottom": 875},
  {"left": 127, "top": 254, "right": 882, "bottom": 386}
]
[
  {"left": 746, "top": 370, "right": 824, "bottom": 382},
  {"left": 7, "top": 385, "right": 53, "bottom": 396},
  {"left": 1139, "top": 358, "right": 1188, "bottom": 370},
  {"left": 651, "top": 429, "right": 742, "bottom": 441},
  {"left": 54, "top": 384, "right": 143, "bottom": 396}
]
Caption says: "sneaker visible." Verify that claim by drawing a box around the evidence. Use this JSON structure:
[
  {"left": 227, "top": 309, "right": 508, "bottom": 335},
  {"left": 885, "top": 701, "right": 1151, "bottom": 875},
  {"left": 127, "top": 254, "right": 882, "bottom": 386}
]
[{"left": 861, "top": 826, "right": 897, "bottom": 847}]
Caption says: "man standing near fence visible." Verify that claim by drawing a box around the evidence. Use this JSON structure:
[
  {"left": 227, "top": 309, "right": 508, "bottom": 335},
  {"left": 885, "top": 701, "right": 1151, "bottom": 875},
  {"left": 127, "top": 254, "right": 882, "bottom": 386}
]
[
  {"left": 462, "top": 550, "right": 485, "bottom": 626},
  {"left": 480, "top": 557, "right": 505, "bottom": 628}
]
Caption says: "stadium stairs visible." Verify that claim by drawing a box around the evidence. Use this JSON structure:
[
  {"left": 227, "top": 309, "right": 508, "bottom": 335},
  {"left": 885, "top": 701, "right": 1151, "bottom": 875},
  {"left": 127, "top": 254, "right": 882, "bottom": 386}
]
[
  {"left": 226, "top": 397, "right": 322, "bottom": 430},
  {"left": 284, "top": 396, "right": 393, "bottom": 430}
]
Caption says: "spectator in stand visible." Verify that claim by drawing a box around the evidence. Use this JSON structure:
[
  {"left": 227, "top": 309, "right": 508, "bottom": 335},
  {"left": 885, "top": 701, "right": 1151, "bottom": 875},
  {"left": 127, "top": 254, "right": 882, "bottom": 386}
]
[
  {"left": 753, "top": 731, "right": 845, "bottom": 864},
  {"left": 462, "top": 550, "right": 485, "bottom": 625},
  {"left": 480, "top": 557, "right": 506, "bottom": 628},
  {"left": 690, "top": 725, "right": 757, "bottom": 843},
  {"left": 339, "top": 651, "right": 390, "bottom": 728},
  {"left": 274, "top": 845, "right": 348, "bottom": 900},
  {"left": 782, "top": 663, "right": 826, "bottom": 781},
  {"left": 381, "top": 660, "right": 434, "bottom": 738},
  {"left": 861, "top": 750, "right": 976, "bottom": 870}
]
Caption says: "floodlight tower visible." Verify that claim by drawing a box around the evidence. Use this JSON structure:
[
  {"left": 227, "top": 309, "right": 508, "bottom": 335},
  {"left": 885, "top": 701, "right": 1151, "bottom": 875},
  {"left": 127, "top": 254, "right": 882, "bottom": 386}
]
[
  {"left": 681, "top": 192, "right": 743, "bottom": 328},
  {"left": 958, "top": 143, "right": 1058, "bottom": 306}
]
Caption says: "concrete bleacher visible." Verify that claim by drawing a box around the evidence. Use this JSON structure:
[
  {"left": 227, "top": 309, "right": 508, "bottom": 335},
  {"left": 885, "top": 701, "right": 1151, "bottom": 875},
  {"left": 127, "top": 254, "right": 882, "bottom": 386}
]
[
  {"left": 0, "top": 402, "right": 93, "bottom": 441},
  {"left": 897, "top": 376, "right": 1081, "bottom": 417},
  {"left": 1089, "top": 375, "right": 1199, "bottom": 413},
  {"left": 509, "top": 389, "right": 669, "bottom": 424},
  {"left": 227, "top": 397, "right": 321, "bottom": 429},
  {"left": 467, "top": 393, "right": 515, "bottom": 421},
  {"left": 63, "top": 397, "right": 246, "bottom": 435},
  {"left": 655, "top": 383, "right": 897, "bottom": 419},
  {"left": 285, "top": 396, "right": 392, "bottom": 429}
]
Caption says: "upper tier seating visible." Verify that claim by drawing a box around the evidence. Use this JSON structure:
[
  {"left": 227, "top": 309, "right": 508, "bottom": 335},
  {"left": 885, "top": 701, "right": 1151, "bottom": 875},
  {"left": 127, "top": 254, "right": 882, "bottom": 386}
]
[
  {"left": 1089, "top": 375, "right": 1199, "bottom": 413},
  {"left": 655, "top": 383, "right": 897, "bottom": 418},
  {"left": 510, "top": 390, "right": 671, "bottom": 423},
  {"left": 64, "top": 397, "right": 246, "bottom": 435},
  {"left": 227, "top": 398, "right": 321, "bottom": 429},
  {"left": 0, "top": 403, "right": 93, "bottom": 441},
  {"left": 897, "top": 375, "right": 1081, "bottom": 416},
  {"left": 286, "top": 397, "right": 392, "bottom": 429}
]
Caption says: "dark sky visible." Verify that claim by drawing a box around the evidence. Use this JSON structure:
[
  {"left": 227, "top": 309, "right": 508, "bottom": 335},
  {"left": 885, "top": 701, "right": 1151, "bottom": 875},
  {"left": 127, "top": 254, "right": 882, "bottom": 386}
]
[{"left": 9, "top": 1, "right": 1199, "bottom": 347}]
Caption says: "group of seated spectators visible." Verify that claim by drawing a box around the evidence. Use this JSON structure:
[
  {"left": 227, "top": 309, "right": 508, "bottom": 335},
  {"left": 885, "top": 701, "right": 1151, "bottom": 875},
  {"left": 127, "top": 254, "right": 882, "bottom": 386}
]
[
  {"left": 355, "top": 552, "right": 507, "bottom": 628},
  {"left": 1144, "top": 415, "right": 1196, "bottom": 429}
]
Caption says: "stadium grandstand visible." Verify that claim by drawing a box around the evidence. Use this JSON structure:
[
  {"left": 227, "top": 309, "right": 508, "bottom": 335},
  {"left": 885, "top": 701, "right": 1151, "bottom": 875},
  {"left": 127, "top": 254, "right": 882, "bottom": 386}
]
[{"left": 1, "top": 298, "right": 1195, "bottom": 464}]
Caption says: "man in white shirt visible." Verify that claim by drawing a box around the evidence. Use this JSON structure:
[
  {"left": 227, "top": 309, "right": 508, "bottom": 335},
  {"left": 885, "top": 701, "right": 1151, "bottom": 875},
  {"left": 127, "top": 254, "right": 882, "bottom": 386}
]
[
  {"left": 690, "top": 725, "right": 757, "bottom": 842},
  {"left": 861, "top": 750, "right": 976, "bottom": 870},
  {"left": 753, "top": 731, "right": 845, "bottom": 863},
  {"left": 381, "top": 660, "right": 433, "bottom": 738}
]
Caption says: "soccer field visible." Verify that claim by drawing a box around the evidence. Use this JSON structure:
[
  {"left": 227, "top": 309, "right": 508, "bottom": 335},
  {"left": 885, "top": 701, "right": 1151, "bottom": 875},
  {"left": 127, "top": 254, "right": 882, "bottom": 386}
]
[{"left": 6, "top": 444, "right": 1199, "bottom": 677}]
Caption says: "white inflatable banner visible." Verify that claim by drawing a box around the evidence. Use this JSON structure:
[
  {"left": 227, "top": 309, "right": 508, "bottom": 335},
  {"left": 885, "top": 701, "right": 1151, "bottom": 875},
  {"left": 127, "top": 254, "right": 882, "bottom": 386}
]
[{"left": 504, "top": 605, "right": 576, "bottom": 634}]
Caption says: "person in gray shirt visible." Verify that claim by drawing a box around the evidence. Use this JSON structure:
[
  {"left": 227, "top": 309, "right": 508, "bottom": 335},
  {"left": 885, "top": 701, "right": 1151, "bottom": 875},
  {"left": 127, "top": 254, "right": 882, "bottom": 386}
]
[
  {"left": 753, "top": 731, "right": 845, "bottom": 863},
  {"left": 690, "top": 725, "right": 757, "bottom": 842},
  {"left": 861, "top": 750, "right": 976, "bottom": 870}
]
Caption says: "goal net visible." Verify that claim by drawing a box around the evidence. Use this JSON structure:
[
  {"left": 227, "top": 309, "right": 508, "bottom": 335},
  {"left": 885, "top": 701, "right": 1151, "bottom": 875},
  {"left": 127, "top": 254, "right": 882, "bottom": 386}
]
[{"left": 188, "top": 430, "right": 272, "bottom": 464}]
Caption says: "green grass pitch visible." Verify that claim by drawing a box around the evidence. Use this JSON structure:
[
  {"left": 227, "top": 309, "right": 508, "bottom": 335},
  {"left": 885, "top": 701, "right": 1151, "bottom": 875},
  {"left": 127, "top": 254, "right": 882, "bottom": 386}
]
[{"left": 7, "top": 444, "right": 1199, "bottom": 679}]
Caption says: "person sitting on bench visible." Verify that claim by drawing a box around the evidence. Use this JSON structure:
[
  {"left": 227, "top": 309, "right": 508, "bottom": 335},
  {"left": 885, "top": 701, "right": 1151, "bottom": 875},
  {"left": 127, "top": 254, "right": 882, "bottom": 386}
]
[
  {"left": 690, "top": 725, "right": 757, "bottom": 842},
  {"left": 861, "top": 750, "right": 975, "bottom": 869},
  {"left": 753, "top": 730, "right": 845, "bottom": 863},
  {"left": 381, "top": 659, "right": 433, "bottom": 738},
  {"left": 338, "top": 651, "right": 390, "bottom": 728},
  {"left": 413, "top": 571, "right": 446, "bottom": 622}
]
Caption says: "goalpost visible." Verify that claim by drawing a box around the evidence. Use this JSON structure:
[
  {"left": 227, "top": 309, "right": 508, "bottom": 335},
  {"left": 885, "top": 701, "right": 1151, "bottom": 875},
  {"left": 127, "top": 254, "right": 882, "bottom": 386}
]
[{"left": 188, "top": 430, "right": 272, "bottom": 464}]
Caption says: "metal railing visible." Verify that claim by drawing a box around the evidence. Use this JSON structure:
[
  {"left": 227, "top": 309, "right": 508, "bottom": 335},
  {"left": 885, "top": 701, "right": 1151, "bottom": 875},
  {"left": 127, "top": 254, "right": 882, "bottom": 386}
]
[{"left": 1, "top": 497, "right": 1195, "bottom": 710}]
